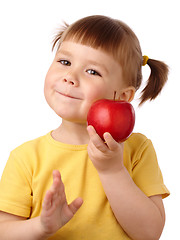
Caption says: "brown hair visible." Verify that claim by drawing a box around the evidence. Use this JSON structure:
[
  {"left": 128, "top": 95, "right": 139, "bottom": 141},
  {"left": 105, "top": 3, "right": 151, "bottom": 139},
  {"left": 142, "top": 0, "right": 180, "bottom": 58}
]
[{"left": 52, "top": 15, "right": 169, "bottom": 105}]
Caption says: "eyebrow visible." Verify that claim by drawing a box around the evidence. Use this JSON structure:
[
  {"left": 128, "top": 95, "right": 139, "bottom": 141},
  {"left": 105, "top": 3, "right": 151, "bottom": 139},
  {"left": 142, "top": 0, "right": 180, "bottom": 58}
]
[
  {"left": 57, "top": 49, "right": 109, "bottom": 74},
  {"left": 56, "top": 49, "right": 72, "bottom": 57}
]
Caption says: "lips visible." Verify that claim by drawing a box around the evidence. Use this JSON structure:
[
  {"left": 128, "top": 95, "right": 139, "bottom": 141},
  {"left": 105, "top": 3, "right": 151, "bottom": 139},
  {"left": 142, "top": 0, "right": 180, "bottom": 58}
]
[{"left": 56, "top": 91, "right": 82, "bottom": 100}]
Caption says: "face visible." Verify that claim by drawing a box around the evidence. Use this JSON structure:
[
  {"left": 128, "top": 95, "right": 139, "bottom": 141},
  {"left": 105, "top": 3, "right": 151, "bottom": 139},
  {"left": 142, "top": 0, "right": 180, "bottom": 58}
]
[{"left": 44, "top": 41, "right": 125, "bottom": 124}]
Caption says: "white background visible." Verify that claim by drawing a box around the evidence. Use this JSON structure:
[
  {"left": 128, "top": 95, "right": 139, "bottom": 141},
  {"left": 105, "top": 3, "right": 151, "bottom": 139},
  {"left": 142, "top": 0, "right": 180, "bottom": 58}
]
[{"left": 0, "top": 0, "right": 179, "bottom": 238}]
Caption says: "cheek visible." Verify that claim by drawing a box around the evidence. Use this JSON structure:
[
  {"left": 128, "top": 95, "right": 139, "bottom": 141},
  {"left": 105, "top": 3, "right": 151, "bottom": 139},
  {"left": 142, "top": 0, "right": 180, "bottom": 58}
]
[
  {"left": 44, "top": 77, "right": 50, "bottom": 99},
  {"left": 44, "top": 71, "right": 54, "bottom": 104},
  {"left": 83, "top": 84, "right": 107, "bottom": 112},
  {"left": 86, "top": 85, "right": 104, "bottom": 101},
  {"left": 44, "top": 64, "right": 57, "bottom": 88},
  {"left": 86, "top": 80, "right": 113, "bottom": 101}
]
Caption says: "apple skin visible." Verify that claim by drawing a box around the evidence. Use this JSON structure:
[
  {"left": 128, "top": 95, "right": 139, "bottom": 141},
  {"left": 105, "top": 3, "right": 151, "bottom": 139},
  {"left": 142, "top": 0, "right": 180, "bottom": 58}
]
[{"left": 87, "top": 99, "right": 135, "bottom": 142}]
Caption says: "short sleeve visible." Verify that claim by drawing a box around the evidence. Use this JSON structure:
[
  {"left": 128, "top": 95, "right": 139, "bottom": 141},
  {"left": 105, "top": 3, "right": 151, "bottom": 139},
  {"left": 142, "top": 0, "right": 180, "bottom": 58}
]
[
  {"left": 0, "top": 151, "right": 32, "bottom": 217},
  {"left": 132, "top": 139, "right": 170, "bottom": 199}
]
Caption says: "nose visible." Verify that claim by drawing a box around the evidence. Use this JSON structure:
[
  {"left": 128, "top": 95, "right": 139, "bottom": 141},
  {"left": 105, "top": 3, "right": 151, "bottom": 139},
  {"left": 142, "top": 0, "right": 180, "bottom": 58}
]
[
  {"left": 63, "top": 69, "right": 80, "bottom": 87},
  {"left": 63, "top": 78, "right": 79, "bottom": 86}
]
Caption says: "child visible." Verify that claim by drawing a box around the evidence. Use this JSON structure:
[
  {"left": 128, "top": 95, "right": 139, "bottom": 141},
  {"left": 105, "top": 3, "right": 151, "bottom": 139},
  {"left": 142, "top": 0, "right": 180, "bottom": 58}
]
[{"left": 0, "top": 15, "right": 170, "bottom": 240}]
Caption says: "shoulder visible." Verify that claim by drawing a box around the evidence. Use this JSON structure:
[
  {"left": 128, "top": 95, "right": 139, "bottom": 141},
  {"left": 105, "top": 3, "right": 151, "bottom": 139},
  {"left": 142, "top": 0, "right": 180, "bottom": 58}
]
[
  {"left": 124, "top": 133, "right": 156, "bottom": 161},
  {"left": 127, "top": 132, "right": 148, "bottom": 143},
  {"left": 9, "top": 133, "right": 51, "bottom": 165},
  {"left": 125, "top": 132, "right": 150, "bottom": 152},
  {"left": 12, "top": 133, "right": 49, "bottom": 154},
  {"left": 5, "top": 133, "right": 50, "bottom": 176}
]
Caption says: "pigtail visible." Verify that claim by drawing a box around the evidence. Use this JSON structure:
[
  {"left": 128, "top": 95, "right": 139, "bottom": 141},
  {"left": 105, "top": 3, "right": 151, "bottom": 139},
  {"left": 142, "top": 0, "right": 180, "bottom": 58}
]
[{"left": 140, "top": 58, "right": 169, "bottom": 105}]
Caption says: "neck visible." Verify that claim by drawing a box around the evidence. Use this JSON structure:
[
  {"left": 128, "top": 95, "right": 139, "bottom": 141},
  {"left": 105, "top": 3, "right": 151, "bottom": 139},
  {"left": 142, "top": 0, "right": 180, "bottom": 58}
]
[{"left": 52, "top": 120, "right": 89, "bottom": 145}]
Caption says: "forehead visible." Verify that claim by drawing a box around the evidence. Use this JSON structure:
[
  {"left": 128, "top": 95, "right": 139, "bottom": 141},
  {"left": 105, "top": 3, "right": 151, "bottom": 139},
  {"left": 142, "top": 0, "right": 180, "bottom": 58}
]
[{"left": 57, "top": 40, "right": 117, "bottom": 63}]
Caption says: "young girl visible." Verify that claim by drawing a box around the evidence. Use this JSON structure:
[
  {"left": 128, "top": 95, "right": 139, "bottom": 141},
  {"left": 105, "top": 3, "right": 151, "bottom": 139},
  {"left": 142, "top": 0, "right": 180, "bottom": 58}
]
[{"left": 0, "top": 15, "right": 169, "bottom": 240}]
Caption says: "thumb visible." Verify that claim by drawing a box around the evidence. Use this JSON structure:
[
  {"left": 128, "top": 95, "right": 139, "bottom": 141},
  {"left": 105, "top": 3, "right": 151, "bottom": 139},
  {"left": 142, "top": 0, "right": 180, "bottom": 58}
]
[{"left": 68, "top": 197, "right": 83, "bottom": 215}]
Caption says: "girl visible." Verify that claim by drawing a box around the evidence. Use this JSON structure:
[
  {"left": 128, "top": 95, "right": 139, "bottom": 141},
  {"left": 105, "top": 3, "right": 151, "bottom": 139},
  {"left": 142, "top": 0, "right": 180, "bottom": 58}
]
[{"left": 0, "top": 15, "right": 169, "bottom": 240}]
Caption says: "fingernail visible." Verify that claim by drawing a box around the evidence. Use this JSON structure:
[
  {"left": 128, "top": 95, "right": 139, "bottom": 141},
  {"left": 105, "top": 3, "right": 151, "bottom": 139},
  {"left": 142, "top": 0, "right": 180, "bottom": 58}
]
[
  {"left": 103, "top": 132, "right": 111, "bottom": 138},
  {"left": 87, "top": 125, "right": 93, "bottom": 132}
]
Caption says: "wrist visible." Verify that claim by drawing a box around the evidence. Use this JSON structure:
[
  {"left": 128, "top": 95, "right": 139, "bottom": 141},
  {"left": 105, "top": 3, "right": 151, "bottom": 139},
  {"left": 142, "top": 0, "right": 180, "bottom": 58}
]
[
  {"left": 97, "top": 162, "right": 126, "bottom": 176},
  {"left": 98, "top": 166, "right": 130, "bottom": 187},
  {"left": 33, "top": 217, "right": 52, "bottom": 240}
]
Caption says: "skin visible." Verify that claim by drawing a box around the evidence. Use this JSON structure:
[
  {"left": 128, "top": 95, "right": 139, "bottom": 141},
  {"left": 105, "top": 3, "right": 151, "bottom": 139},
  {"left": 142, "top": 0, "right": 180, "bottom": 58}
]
[{"left": 0, "top": 41, "right": 165, "bottom": 240}]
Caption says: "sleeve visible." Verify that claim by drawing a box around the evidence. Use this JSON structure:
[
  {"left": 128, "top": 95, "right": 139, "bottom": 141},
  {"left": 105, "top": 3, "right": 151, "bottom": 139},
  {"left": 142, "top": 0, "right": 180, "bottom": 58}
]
[
  {"left": 0, "top": 150, "right": 32, "bottom": 218},
  {"left": 132, "top": 139, "right": 170, "bottom": 199}
]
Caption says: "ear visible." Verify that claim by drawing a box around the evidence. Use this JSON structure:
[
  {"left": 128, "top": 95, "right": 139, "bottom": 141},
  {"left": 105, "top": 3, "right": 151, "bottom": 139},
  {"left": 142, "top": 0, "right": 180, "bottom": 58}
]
[{"left": 118, "top": 86, "right": 135, "bottom": 102}]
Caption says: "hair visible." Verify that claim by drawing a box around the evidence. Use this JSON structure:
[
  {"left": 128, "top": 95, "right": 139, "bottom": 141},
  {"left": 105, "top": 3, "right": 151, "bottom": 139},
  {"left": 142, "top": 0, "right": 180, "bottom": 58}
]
[{"left": 52, "top": 15, "right": 169, "bottom": 105}]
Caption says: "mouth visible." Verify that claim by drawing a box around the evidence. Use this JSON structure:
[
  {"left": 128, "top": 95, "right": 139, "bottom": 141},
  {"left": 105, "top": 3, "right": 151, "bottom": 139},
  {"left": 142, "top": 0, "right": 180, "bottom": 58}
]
[{"left": 56, "top": 91, "right": 82, "bottom": 100}]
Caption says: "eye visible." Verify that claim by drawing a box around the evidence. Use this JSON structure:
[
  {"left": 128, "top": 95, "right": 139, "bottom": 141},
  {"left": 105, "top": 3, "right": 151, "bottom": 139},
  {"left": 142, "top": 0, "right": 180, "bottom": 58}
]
[
  {"left": 59, "top": 60, "right": 71, "bottom": 66},
  {"left": 87, "top": 69, "right": 101, "bottom": 76}
]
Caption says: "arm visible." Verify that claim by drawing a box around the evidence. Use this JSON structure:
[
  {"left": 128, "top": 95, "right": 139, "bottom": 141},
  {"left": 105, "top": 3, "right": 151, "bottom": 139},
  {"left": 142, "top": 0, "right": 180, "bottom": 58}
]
[
  {"left": 98, "top": 169, "right": 165, "bottom": 240},
  {"left": 87, "top": 126, "right": 165, "bottom": 240},
  {"left": 0, "top": 213, "right": 47, "bottom": 240},
  {"left": 0, "top": 170, "right": 83, "bottom": 240}
]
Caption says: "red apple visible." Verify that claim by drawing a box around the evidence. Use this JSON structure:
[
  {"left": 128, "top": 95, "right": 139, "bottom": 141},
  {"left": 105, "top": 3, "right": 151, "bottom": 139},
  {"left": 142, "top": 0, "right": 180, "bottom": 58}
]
[{"left": 87, "top": 99, "right": 135, "bottom": 142}]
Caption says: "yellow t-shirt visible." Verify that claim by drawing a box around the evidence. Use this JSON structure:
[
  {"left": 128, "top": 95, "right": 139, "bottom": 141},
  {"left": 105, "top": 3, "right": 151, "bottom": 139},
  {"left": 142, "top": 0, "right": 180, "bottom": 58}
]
[{"left": 0, "top": 132, "right": 169, "bottom": 239}]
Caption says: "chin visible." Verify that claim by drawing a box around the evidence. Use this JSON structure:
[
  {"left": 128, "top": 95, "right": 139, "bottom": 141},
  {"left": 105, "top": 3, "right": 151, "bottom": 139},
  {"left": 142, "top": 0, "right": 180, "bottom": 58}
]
[{"left": 55, "top": 111, "right": 86, "bottom": 124}]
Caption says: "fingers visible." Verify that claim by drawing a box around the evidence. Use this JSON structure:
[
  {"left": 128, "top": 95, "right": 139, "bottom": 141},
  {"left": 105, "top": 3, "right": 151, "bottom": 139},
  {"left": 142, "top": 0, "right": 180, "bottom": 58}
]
[
  {"left": 51, "top": 170, "right": 62, "bottom": 192},
  {"left": 103, "top": 132, "right": 122, "bottom": 151},
  {"left": 87, "top": 125, "right": 107, "bottom": 152},
  {"left": 87, "top": 125, "right": 121, "bottom": 152},
  {"left": 68, "top": 197, "right": 83, "bottom": 215},
  {"left": 41, "top": 170, "right": 83, "bottom": 233},
  {"left": 42, "top": 170, "right": 65, "bottom": 211},
  {"left": 50, "top": 171, "right": 64, "bottom": 199},
  {"left": 42, "top": 190, "right": 53, "bottom": 211}
]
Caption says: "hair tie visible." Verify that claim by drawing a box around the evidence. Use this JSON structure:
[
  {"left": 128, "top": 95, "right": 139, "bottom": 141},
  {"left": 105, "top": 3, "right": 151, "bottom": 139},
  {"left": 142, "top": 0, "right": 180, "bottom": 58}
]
[{"left": 142, "top": 55, "right": 149, "bottom": 66}]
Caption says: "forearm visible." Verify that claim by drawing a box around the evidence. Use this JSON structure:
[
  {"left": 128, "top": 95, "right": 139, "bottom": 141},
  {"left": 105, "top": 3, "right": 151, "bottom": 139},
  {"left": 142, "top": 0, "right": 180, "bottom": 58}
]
[
  {"left": 99, "top": 167, "right": 164, "bottom": 240},
  {"left": 0, "top": 216, "right": 50, "bottom": 240}
]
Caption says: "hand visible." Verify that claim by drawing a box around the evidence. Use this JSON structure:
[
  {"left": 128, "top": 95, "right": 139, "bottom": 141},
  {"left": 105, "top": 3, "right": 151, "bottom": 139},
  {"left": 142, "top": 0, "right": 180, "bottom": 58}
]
[
  {"left": 87, "top": 125, "right": 124, "bottom": 174},
  {"left": 40, "top": 170, "right": 83, "bottom": 237}
]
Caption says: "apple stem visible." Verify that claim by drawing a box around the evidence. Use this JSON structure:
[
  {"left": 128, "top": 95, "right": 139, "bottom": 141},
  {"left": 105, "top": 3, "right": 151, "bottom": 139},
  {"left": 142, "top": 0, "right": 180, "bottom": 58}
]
[{"left": 113, "top": 91, "right": 116, "bottom": 101}]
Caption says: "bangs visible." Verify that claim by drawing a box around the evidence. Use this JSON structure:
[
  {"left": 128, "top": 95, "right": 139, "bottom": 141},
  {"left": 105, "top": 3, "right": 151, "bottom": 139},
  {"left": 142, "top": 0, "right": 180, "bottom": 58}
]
[
  {"left": 65, "top": 16, "right": 124, "bottom": 54},
  {"left": 53, "top": 16, "right": 128, "bottom": 63}
]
